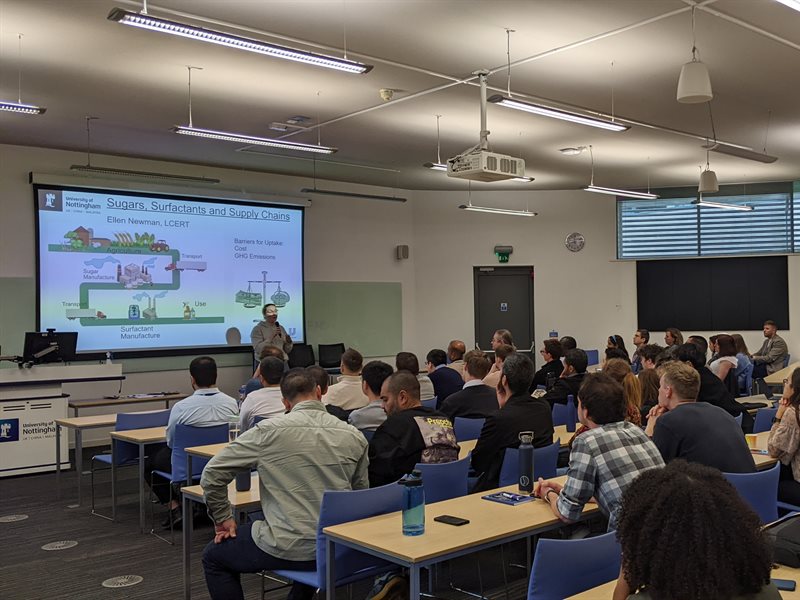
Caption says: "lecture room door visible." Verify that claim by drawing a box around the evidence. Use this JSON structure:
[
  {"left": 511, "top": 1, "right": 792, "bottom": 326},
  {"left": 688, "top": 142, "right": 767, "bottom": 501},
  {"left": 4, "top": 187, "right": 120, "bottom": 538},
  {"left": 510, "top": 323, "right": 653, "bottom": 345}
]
[{"left": 473, "top": 266, "right": 534, "bottom": 352}]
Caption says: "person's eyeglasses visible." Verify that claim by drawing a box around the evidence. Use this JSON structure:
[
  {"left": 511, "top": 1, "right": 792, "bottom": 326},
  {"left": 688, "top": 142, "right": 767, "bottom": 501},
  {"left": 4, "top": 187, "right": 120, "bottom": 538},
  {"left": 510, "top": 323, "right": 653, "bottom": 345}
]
[
  {"left": 539, "top": 349, "right": 546, "bottom": 354},
  {"left": 784, "top": 378, "right": 790, "bottom": 384}
]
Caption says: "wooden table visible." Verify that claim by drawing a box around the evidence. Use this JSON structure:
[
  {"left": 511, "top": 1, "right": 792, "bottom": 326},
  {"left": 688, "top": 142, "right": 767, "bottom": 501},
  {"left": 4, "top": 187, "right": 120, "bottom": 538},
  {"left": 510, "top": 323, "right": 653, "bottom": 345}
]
[
  {"left": 54, "top": 414, "right": 119, "bottom": 507},
  {"left": 766, "top": 362, "right": 799, "bottom": 385},
  {"left": 110, "top": 426, "right": 167, "bottom": 532},
  {"left": 69, "top": 393, "right": 182, "bottom": 416},
  {"left": 752, "top": 431, "right": 778, "bottom": 470},
  {"left": 565, "top": 564, "right": 800, "bottom": 599},
  {"left": 553, "top": 424, "right": 579, "bottom": 447},
  {"left": 181, "top": 474, "right": 261, "bottom": 600},
  {"left": 324, "top": 476, "right": 598, "bottom": 600},
  {"left": 185, "top": 442, "right": 229, "bottom": 485}
]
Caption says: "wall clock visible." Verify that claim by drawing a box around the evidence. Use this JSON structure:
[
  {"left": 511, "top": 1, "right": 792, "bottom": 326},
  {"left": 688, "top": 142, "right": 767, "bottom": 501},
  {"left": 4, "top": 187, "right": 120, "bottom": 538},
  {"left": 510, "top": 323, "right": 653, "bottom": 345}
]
[{"left": 565, "top": 232, "right": 585, "bottom": 252}]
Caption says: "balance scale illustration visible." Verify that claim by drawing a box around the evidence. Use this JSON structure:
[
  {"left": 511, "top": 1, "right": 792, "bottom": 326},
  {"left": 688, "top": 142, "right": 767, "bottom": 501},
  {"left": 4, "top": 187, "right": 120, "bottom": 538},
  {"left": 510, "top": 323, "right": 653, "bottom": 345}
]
[{"left": 235, "top": 270, "right": 290, "bottom": 309}]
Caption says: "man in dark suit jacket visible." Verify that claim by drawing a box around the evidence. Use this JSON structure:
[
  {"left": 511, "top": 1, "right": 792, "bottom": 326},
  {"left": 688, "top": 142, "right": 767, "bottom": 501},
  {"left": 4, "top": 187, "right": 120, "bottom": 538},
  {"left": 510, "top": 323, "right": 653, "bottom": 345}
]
[
  {"left": 530, "top": 338, "right": 565, "bottom": 392},
  {"left": 440, "top": 352, "right": 498, "bottom": 421},
  {"left": 471, "top": 353, "right": 554, "bottom": 492},
  {"left": 542, "top": 348, "right": 588, "bottom": 407},
  {"left": 427, "top": 349, "right": 464, "bottom": 409}
]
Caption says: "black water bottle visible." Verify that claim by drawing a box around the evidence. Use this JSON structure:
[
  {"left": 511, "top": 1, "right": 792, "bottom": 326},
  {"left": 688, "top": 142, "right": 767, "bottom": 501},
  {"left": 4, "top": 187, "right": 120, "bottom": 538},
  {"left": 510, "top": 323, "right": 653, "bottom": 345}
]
[
  {"left": 235, "top": 471, "right": 252, "bottom": 492},
  {"left": 518, "top": 431, "right": 534, "bottom": 493}
]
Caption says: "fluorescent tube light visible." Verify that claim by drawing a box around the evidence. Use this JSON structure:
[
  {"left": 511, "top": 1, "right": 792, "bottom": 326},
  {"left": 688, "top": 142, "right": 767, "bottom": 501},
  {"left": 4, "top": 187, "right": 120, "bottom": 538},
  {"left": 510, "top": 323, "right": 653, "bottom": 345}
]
[
  {"left": 108, "top": 8, "right": 372, "bottom": 74},
  {"left": 775, "top": 0, "right": 800, "bottom": 12},
  {"left": 300, "top": 188, "right": 406, "bottom": 202},
  {"left": 584, "top": 185, "right": 659, "bottom": 200},
  {"left": 70, "top": 164, "right": 220, "bottom": 183},
  {"left": 692, "top": 199, "right": 754, "bottom": 211},
  {"left": 173, "top": 126, "right": 337, "bottom": 154},
  {"left": 488, "top": 95, "right": 629, "bottom": 132},
  {"left": 0, "top": 100, "right": 46, "bottom": 115},
  {"left": 702, "top": 142, "right": 777, "bottom": 164},
  {"left": 423, "top": 162, "right": 534, "bottom": 182},
  {"left": 458, "top": 204, "right": 536, "bottom": 217}
]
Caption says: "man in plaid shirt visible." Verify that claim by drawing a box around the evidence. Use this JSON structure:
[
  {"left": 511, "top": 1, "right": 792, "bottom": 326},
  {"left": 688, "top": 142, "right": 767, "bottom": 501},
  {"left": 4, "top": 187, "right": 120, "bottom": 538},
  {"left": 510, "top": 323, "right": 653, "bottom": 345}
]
[{"left": 535, "top": 373, "right": 664, "bottom": 530}]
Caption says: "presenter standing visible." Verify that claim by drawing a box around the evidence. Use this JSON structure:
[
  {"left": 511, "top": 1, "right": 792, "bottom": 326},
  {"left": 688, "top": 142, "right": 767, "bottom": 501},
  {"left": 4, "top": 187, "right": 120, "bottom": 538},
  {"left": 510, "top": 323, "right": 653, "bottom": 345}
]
[{"left": 251, "top": 303, "right": 293, "bottom": 361}]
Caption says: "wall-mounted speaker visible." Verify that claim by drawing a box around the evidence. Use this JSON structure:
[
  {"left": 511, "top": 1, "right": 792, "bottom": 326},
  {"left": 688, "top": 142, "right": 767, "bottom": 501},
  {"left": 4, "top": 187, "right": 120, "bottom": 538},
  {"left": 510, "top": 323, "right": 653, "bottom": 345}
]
[{"left": 396, "top": 244, "right": 409, "bottom": 260}]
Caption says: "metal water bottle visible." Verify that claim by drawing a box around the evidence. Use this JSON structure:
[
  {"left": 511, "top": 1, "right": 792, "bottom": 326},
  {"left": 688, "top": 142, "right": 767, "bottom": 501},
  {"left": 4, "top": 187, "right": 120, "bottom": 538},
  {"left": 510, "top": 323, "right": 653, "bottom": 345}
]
[
  {"left": 566, "top": 395, "right": 577, "bottom": 432},
  {"left": 518, "top": 431, "right": 534, "bottom": 493},
  {"left": 401, "top": 470, "right": 425, "bottom": 536}
]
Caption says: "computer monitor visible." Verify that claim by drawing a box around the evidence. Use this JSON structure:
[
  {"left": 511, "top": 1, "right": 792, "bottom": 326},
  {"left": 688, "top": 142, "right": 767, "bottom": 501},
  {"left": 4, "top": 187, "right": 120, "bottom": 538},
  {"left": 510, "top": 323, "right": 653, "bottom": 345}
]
[{"left": 22, "top": 331, "right": 78, "bottom": 364}]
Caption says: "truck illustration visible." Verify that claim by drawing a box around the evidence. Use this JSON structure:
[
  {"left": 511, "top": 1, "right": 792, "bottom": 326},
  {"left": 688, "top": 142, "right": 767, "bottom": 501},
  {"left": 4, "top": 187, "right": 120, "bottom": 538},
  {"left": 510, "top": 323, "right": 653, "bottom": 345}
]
[
  {"left": 165, "top": 261, "right": 207, "bottom": 272},
  {"left": 66, "top": 308, "right": 107, "bottom": 319}
]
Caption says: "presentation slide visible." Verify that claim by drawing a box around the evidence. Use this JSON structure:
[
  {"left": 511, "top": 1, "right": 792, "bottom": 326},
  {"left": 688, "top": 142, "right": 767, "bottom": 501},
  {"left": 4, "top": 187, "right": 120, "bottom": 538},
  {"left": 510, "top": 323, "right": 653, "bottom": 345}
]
[{"left": 34, "top": 185, "right": 304, "bottom": 355}]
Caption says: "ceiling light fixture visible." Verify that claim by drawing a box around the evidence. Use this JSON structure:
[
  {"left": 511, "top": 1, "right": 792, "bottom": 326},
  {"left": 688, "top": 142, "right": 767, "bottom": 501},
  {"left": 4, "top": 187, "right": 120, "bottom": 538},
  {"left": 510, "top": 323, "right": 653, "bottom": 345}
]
[
  {"left": 677, "top": 7, "right": 713, "bottom": 104},
  {"left": 692, "top": 197, "right": 753, "bottom": 211},
  {"left": 559, "top": 146, "right": 587, "bottom": 156},
  {"left": 583, "top": 145, "right": 659, "bottom": 199},
  {"left": 300, "top": 188, "right": 406, "bottom": 202},
  {"left": 107, "top": 7, "right": 372, "bottom": 74},
  {"left": 698, "top": 104, "right": 720, "bottom": 193},
  {"left": 488, "top": 95, "right": 629, "bottom": 132},
  {"left": 701, "top": 142, "right": 778, "bottom": 164},
  {"left": 774, "top": 0, "right": 800, "bottom": 12},
  {"left": 458, "top": 204, "right": 536, "bottom": 217},
  {"left": 1, "top": 34, "right": 46, "bottom": 115}
]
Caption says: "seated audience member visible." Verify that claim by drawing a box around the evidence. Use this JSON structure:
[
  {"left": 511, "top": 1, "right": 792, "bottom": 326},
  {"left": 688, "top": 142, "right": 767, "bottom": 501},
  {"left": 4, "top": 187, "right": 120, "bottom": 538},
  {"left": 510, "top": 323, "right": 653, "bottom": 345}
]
[
  {"left": 542, "top": 348, "right": 588, "bottom": 407},
  {"left": 630, "top": 329, "right": 649, "bottom": 374},
  {"left": 145, "top": 356, "right": 239, "bottom": 527},
  {"left": 446, "top": 340, "right": 467, "bottom": 380},
  {"left": 348, "top": 361, "right": 394, "bottom": 432},
  {"left": 687, "top": 334, "right": 709, "bottom": 364},
  {"left": 440, "top": 352, "right": 498, "bottom": 421},
  {"left": 491, "top": 328, "right": 514, "bottom": 351},
  {"left": 607, "top": 334, "right": 630, "bottom": 362},
  {"left": 396, "top": 351, "right": 434, "bottom": 401},
  {"left": 662, "top": 327, "right": 683, "bottom": 359},
  {"left": 612, "top": 460, "right": 778, "bottom": 600},
  {"left": 709, "top": 334, "right": 738, "bottom": 382},
  {"left": 201, "top": 368, "right": 368, "bottom": 600},
  {"left": 602, "top": 358, "right": 642, "bottom": 426},
  {"left": 239, "top": 357, "right": 286, "bottom": 431},
  {"left": 559, "top": 336, "right": 577, "bottom": 352},
  {"left": 472, "top": 354, "right": 554, "bottom": 491},
  {"left": 535, "top": 373, "right": 664, "bottom": 531},
  {"left": 322, "top": 348, "right": 369, "bottom": 411},
  {"left": 638, "top": 368, "right": 660, "bottom": 422},
  {"left": 368, "top": 371, "right": 459, "bottom": 487},
  {"left": 427, "top": 348, "right": 465, "bottom": 407},
  {"left": 483, "top": 344, "right": 515, "bottom": 389},
  {"left": 645, "top": 361, "right": 755, "bottom": 473},
  {"left": 307, "top": 365, "right": 329, "bottom": 396},
  {"left": 676, "top": 342, "right": 751, "bottom": 430},
  {"left": 604, "top": 347, "right": 629, "bottom": 364},
  {"left": 243, "top": 346, "right": 286, "bottom": 398},
  {"left": 752, "top": 320, "right": 789, "bottom": 379},
  {"left": 707, "top": 334, "right": 720, "bottom": 365},
  {"left": 637, "top": 343, "right": 664, "bottom": 371},
  {"left": 531, "top": 338, "right": 564, "bottom": 391},
  {"left": 768, "top": 369, "right": 800, "bottom": 507},
  {"left": 732, "top": 333, "right": 754, "bottom": 393}
]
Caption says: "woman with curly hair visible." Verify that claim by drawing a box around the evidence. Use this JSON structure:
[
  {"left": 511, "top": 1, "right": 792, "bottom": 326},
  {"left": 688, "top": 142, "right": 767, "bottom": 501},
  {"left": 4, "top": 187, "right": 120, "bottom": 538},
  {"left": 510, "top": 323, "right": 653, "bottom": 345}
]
[
  {"left": 768, "top": 368, "right": 800, "bottom": 506},
  {"left": 602, "top": 358, "right": 641, "bottom": 426},
  {"left": 612, "top": 460, "right": 778, "bottom": 599}
]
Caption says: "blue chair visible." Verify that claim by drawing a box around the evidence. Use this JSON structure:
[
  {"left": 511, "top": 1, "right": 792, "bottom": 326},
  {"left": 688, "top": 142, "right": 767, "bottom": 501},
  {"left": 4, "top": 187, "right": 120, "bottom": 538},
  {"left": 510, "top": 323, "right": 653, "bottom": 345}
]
[
  {"left": 753, "top": 407, "right": 778, "bottom": 434},
  {"left": 498, "top": 440, "right": 561, "bottom": 487},
  {"left": 724, "top": 462, "right": 780, "bottom": 523},
  {"left": 454, "top": 417, "right": 485, "bottom": 442},
  {"left": 552, "top": 395, "right": 577, "bottom": 431},
  {"left": 527, "top": 531, "right": 621, "bottom": 600},
  {"left": 584, "top": 349, "right": 600, "bottom": 367},
  {"left": 151, "top": 423, "right": 229, "bottom": 541},
  {"left": 413, "top": 456, "right": 470, "bottom": 503},
  {"left": 272, "top": 483, "right": 403, "bottom": 592},
  {"left": 421, "top": 398, "right": 437, "bottom": 410},
  {"left": 734, "top": 413, "right": 743, "bottom": 426},
  {"left": 739, "top": 361, "right": 754, "bottom": 396},
  {"left": 90, "top": 409, "right": 172, "bottom": 521},
  {"left": 784, "top": 354, "right": 792, "bottom": 369},
  {"left": 361, "top": 429, "right": 375, "bottom": 442}
]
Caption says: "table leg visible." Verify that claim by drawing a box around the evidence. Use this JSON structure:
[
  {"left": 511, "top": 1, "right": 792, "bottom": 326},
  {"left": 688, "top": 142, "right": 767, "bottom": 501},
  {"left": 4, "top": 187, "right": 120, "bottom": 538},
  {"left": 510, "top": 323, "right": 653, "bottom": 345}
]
[
  {"left": 55, "top": 423, "right": 62, "bottom": 500},
  {"left": 75, "top": 429, "right": 83, "bottom": 507},
  {"left": 182, "top": 492, "right": 193, "bottom": 600},
  {"left": 138, "top": 443, "right": 145, "bottom": 533},
  {"left": 326, "top": 538, "right": 335, "bottom": 600},
  {"left": 410, "top": 565, "right": 420, "bottom": 600},
  {"left": 111, "top": 439, "right": 117, "bottom": 522},
  {"left": 186, "top": 455, "right": 193, "bottom": 486}
]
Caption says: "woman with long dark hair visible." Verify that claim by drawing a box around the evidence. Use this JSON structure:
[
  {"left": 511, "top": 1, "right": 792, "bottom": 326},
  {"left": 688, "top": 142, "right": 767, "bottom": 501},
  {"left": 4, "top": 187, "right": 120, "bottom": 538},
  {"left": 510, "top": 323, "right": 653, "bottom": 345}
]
[
  {"left": 709, "top": 334, "right": 737, "bottom": 383},
  {"left": 607, "top": 334, "right": 630, "bottom": 362},
  {"left": 612, "top": 460, "right": 778, "bottom": 599},
  {"left": 768, "top": 368, "right": 800, "bottom": 506}
]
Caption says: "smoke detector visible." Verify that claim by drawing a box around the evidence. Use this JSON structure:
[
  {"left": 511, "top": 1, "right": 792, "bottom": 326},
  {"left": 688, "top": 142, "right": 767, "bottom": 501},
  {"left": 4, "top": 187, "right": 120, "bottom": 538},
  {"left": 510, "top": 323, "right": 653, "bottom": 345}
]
[{"left": 379, "top": 88, "right": 395, "bottom": 102}]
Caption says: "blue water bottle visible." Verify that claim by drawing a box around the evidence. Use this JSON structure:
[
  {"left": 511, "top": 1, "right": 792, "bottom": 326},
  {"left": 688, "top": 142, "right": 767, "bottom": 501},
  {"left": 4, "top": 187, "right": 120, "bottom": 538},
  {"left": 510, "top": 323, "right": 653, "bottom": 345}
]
[
  {"left": 400, "top": 470, "right": 425, "bottom": 536},
  {"left": 518, "top": 431, "right": 534, "bottom": 493},
  {"left": 566, "top": 395, "right": 577, "bottom": 432}
]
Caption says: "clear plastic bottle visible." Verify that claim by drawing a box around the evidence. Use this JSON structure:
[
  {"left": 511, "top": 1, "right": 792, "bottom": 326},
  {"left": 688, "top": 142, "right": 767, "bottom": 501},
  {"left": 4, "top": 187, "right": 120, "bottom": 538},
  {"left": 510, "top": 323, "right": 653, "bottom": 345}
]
[
  {"left": 518, "top": 431, "right": 534, "bottom": 493},
  {"left": 401, "top": 470, "right": 425, "bottom": 536}
]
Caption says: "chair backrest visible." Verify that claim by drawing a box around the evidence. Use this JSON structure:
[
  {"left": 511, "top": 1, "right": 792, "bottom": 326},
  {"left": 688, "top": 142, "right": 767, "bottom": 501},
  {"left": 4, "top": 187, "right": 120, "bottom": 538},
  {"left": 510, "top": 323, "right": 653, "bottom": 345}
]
[
  {"left": 454, "top": 417, "right": 485, "bottom": 442},
  {"left": 723, "top": 462, "right": 780, "bottom": 523},
  {"left": 113, "top": 409, "right": 172, "bottom": 464},
  {"left": 499, "top": 440, "right": 561, "bottom": 487},
  {"left": 584, "top": 349, "right": 600, "bottom": 367},
  {"left": 288, "top": 343, "right": 315, "bottom": 368},
  {"left": 739, "top": 361, "right": 754, "bottom": 396},
  {"left": 314, "top": 483, "right": 404, "bottom": 589},
  {"left": 753, "top": 407, "right": 778, "bottom": 434},
  {"left": 527, "top": 531, "right": 621, "bottom": 600},
  {"left": 170, "top": 423, "right": 230, "bottom": 483},
  {"left": 413, "top": 456, "right": 470, "bottom": 503},
  {"left": 784, "top": 354, "right": 792, "bottom": 369},
  {"left": 421, "top": 398, "right": 437, "bottom": 410},
  {"left": 318, "top": 343, "right": 346, "bottom": 369},
  {"left": 361, "top": 429, "right": 375, "bottom": 442},
  {"left": 551, "top": 395, "right": 577, "bottom": 431},
  {"left": 734, "top": 413, "right": 743, "bottom": 426}
]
